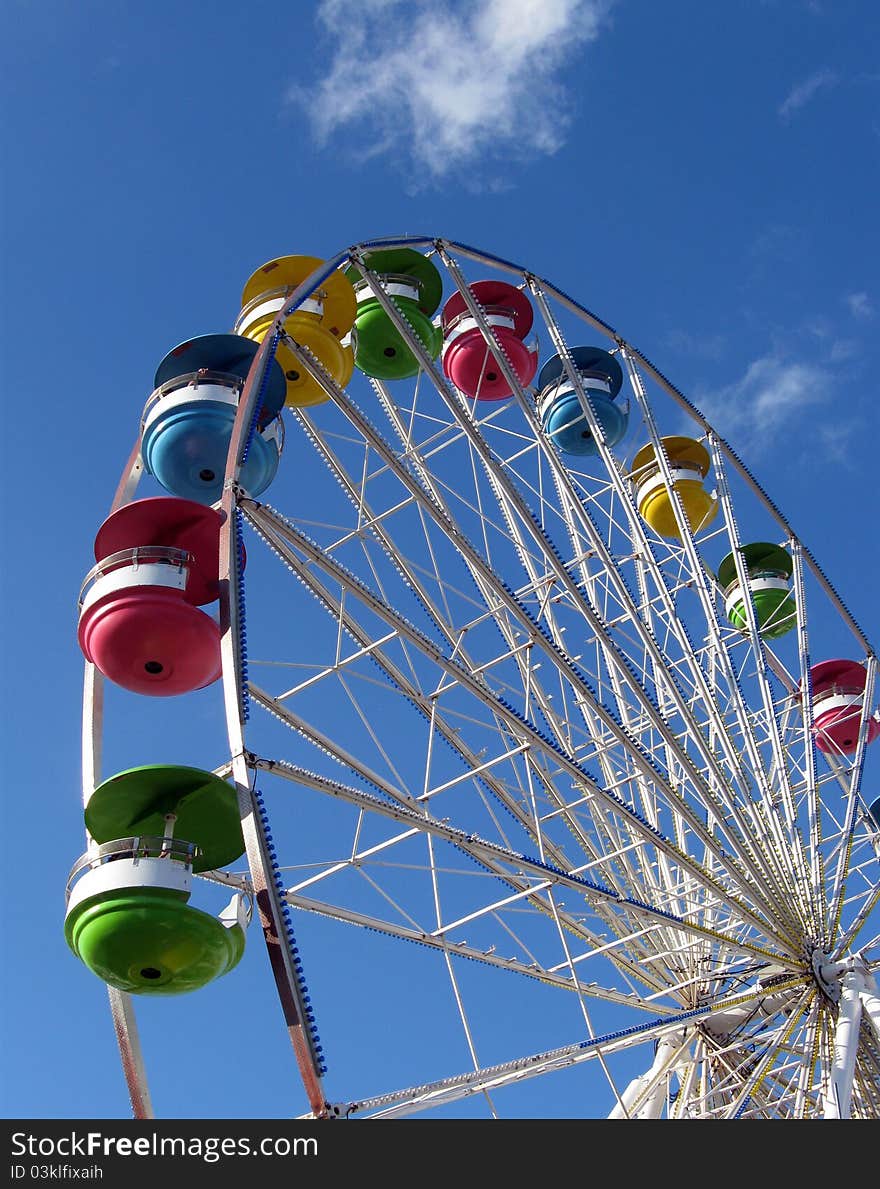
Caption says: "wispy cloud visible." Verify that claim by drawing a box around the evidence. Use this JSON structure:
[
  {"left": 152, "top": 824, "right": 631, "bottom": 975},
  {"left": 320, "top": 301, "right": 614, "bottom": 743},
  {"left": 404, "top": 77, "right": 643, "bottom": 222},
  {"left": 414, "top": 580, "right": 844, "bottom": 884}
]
[
  {"left": 748, "top": 223, "right": 805, "bottom": 275},
  {"left": 846, "top": 291, "right": 874, "bottom": 319},
  {"left": 828, "top": 338, "right": 860, "bottom": 362},
  {"left": 817, "top": 421, "right": 853, "bottom": 464},
  {"left": 778, "top": 68, "right": 838, "bottom": 121},
  {"left": 804, "top": 316, "right": 861, "bottom": 363},
  {"left": 664, "top": 328, "right": 727, "bottom": 362},
  {"left": 290, "top": 0, "right": 615, "bottom": 182},
  {"left": 693, "top": 356, "right": 831, "bottom": 455}
]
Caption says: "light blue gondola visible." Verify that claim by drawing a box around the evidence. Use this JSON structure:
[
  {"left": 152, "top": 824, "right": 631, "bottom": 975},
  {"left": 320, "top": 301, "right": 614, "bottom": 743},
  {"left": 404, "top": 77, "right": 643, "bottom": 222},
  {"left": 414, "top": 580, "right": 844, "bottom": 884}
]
[
  {"left": 537, "top": 345, "right": 627, "bottom": 456},
  {"left": 141, "top": 334, "right": 287, "bottom": 504}
]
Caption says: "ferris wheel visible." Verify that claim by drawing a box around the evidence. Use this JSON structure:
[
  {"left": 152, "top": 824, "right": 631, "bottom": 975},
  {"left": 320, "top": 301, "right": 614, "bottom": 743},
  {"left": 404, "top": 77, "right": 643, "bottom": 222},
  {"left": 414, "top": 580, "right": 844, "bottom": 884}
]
[{"left": 67, "top": 236, "right": 880, "bottom": 1121}]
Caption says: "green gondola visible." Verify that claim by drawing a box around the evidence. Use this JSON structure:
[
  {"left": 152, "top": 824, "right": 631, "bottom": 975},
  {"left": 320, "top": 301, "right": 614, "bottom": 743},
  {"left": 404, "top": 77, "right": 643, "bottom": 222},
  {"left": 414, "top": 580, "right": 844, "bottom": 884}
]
[
  {"left": 64, "top": 766, "right": 248, "bottom": 995},
  {"left": 345, "top": 248, "right": 443, "bottom": 380},
  {"left": 717, "top": 542, "right": 796, "bottom": 639}
]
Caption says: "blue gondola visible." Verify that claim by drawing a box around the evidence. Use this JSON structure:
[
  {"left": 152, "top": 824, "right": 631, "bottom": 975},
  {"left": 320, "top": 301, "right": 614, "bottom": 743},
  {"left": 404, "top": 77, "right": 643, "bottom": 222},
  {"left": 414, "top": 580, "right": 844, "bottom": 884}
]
[
  {"left": 141, "top": 333, "right": 286, "bottom": 503},
  {"left": 537, "top": 345, "right": 627, "bottom": 456}
]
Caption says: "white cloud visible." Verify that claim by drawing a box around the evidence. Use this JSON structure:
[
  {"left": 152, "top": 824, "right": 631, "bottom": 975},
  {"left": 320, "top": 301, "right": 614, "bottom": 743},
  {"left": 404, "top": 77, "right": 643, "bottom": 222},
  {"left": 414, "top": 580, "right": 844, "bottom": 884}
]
[
  {"left": 778, "top": 68, "right": 838, "bottom": 121},
  {"left": 693, "top": 356, "right": 830, "bottom": 455},
  {"left": 817, "top": 422, "right": 854, "bottom": 464},
  {"left": 828, "top": 338, "right": 860, "bottom": 362},
  {"left": 748, "top": 223, "right": 804, "bottom": 273},
  {"left": 846, "top": 291, "right": 874, "bottom": 319},
  {"left": 665, "top": 328, "right": 727, "bottom": 361},
  {"left": 291, "top": 0, "right": 615, "bottom": 180}
]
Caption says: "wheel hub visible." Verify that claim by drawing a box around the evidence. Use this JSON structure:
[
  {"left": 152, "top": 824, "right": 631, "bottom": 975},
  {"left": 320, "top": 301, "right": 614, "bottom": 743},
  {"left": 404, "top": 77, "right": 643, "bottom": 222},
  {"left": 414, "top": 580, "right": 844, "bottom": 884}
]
[{"left": 809, "top": 946, "right": 842, "bottom": 1005}]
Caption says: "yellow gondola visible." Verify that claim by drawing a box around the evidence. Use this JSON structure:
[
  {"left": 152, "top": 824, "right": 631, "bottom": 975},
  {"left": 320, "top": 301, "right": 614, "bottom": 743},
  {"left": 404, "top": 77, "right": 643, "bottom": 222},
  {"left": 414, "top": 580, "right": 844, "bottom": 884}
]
[
  {"left": 630, "top": 436, "right": 718, "bottom": 539},
  {"left": 235, "top": 255, "right": 357, "bottom": 407}
]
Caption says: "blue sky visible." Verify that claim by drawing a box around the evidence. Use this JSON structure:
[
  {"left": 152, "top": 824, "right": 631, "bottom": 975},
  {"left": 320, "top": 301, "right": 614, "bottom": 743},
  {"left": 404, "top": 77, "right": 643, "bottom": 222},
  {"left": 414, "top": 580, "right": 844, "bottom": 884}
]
[{"left": 1, "top": 0, "right": 879, "bottom": 1121}]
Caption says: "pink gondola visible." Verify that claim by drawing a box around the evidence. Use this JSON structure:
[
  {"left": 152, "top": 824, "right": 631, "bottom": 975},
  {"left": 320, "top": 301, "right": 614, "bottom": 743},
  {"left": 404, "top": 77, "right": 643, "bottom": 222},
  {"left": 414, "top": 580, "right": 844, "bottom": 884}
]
[
  {"left": 806, "top": 658, "right": 880, "bottom": 756},
  {"left": 441, "top": 280, "right": 538, "bottom": 401},
  {"left": 78, "top": 498, "right": 233, "bottom": 696}
]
